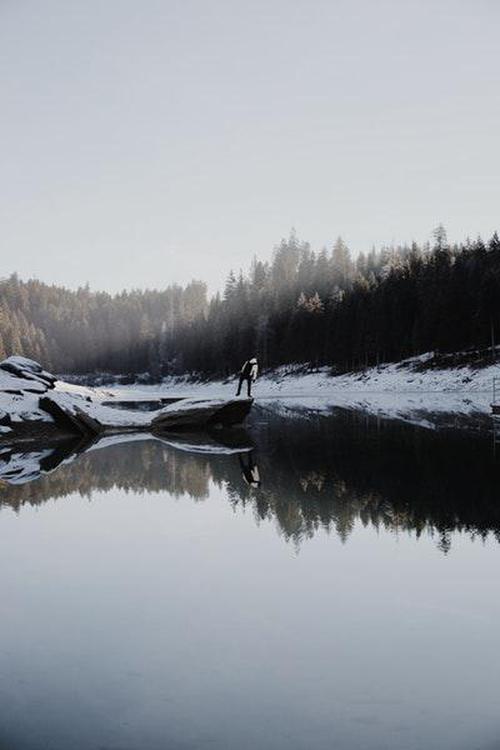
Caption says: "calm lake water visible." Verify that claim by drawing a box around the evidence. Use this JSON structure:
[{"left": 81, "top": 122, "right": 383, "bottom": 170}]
[{"left": 0, "top": 410, "right": 499, "bottom": 750}]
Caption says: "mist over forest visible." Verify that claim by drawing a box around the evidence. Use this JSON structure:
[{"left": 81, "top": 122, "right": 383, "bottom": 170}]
[{"left": 1, "top": 226, "right": 499, "bottom": 377}]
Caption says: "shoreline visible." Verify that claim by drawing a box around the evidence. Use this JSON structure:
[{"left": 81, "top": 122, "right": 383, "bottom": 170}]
[
  {"left": 101, "top": 355, "right": 499, "bottom": 430},
  {"left": 2, "top": 353, "right": 499, "bottom": 447}
]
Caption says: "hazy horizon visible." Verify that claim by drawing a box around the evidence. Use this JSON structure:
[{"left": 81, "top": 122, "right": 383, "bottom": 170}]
[
  {"left": 1, "top": 223, "right": 499, "bottom": 297},
  {"left": 1, "top": 0, "right": 499, "bottom": 294}
]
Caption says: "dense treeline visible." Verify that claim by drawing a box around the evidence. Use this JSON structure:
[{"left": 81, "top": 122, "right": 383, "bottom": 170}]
[
  {"left": 180, "top": 226, "right": 500, "bottom": 375},
  {"left": 0, "top": 275, "right": 207, "bottom": 373},
  {"left": 1, "top": 225, "right": 499, "bottom": 375}
]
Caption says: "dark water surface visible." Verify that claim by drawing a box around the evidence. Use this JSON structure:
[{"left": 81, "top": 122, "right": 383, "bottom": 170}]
[{"left": 0, "top": 411, "right": 499, "bottom": 750}]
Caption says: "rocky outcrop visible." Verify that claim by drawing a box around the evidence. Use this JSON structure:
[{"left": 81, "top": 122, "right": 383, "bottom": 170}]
[
  {"left": 38, "top": 392, "right": 253, "bottom": 434},
  {"left": 0, "top": 357, "right": 253, "bottom": 439},
  {"left": 0, "top": 356, "right": 57, "bottom": 390},
  {"left": 151, "top": 398, "right": 253, "bottom": 430},
  {"left": 38, "top": 396, "right": 104, "bottom": 437}
]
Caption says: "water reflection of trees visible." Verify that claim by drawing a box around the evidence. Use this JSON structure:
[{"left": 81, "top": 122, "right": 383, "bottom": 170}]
[
  {"left": 0, "top": 440, "right": 213, "bottom": 511},
  {"left": 219, "top": 414, "right": 500, "bottom": 551},
  {"left": 0, "top": 414, "right": 499, "bottom": 550}
]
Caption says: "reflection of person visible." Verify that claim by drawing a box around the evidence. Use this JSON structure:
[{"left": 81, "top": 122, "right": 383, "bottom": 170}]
[
  {"left": 236, "top": 357, "right": 258, "bottom": 398},
  {"left": 239, "top": 451, "right": 261, "bottom": 488}
]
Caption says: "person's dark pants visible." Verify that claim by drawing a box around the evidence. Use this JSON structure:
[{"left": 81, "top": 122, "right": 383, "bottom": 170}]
[{"left": 236, "top": 375, "right": 252, "bottom": 397}]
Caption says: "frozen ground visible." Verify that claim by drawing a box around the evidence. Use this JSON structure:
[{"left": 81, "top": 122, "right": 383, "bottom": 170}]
[
  {"left": 0, "top": 356, "right": 248, "bottom": 435},
  {"left": 2, "top": 353, "right": 499, "bottom": 436},
  {"left": 108, "top": 354, "right": 500, "bottom": 429}
]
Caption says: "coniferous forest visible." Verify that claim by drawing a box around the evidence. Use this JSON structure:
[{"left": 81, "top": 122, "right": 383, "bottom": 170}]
[{"left": 1, "top": 226, "right": 499, "bottom": 377}]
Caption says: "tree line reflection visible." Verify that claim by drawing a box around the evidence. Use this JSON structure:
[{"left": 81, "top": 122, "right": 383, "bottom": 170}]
[{"left": 0, "top": 412, "right": 499, "bottom": 551}]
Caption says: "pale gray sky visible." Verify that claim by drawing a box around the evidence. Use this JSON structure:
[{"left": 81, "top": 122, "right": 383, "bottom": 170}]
[{"left": 1, "top": 0, "right": 499, "bottom": 292}]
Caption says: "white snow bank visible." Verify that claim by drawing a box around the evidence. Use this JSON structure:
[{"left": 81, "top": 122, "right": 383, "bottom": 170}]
[
  {"left": 109, "top": 353, "right": 500, "bottom": 427},
  {"left": 2, "top": 352, "right": 498, "bottom": 435}
]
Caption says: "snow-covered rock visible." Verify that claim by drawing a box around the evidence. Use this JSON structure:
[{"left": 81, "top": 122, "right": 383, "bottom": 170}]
[
  {"left": 0, "top": 357, "right": 253, "bottom": 436},
  {"left": 0, "top": 357, "right": 55, "bottom": 424},
  {"left": 0, "top": 355, "right": 57, "bottom": 388}
]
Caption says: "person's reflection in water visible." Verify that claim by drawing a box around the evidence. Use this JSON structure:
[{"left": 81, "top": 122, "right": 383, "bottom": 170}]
[{"left": 239, "top": 451, "right": 261, "bottom": 488}]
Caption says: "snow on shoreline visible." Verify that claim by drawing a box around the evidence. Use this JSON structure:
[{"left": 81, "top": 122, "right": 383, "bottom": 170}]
[
  {"left": 2, "top": 353, "right": 498, "bottom": 436},
  {"left": 107, "top": 354, "right": 499, "bottom": 428}
]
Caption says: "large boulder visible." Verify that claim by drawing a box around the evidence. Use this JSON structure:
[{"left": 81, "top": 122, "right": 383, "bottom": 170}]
[
  {"left": 38, "top": 395, "right": 103, "bottom": 436},
  {"left": 151, "top": 397, "right": 253, "bottom": 430},
  {"left": 0, "top": 356, "right": 57, "bottom": 389}
]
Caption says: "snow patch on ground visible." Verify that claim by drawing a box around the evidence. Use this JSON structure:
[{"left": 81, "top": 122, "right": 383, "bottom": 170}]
[
  {"left": 3, "top": 352, "right": 498, "bottom": 434},
  {"left": 108, "top": 354, "right": 499, "bottom": 428}
]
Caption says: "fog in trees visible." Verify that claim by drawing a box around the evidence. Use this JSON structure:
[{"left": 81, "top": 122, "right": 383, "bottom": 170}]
[{"left": 1, "top": 227, "right": 500, "bottom": 376}]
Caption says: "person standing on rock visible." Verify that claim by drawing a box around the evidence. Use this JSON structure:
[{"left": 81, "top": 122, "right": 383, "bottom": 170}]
[{"left": 236, "top": 357, "right": 258, "bottom": 398}]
